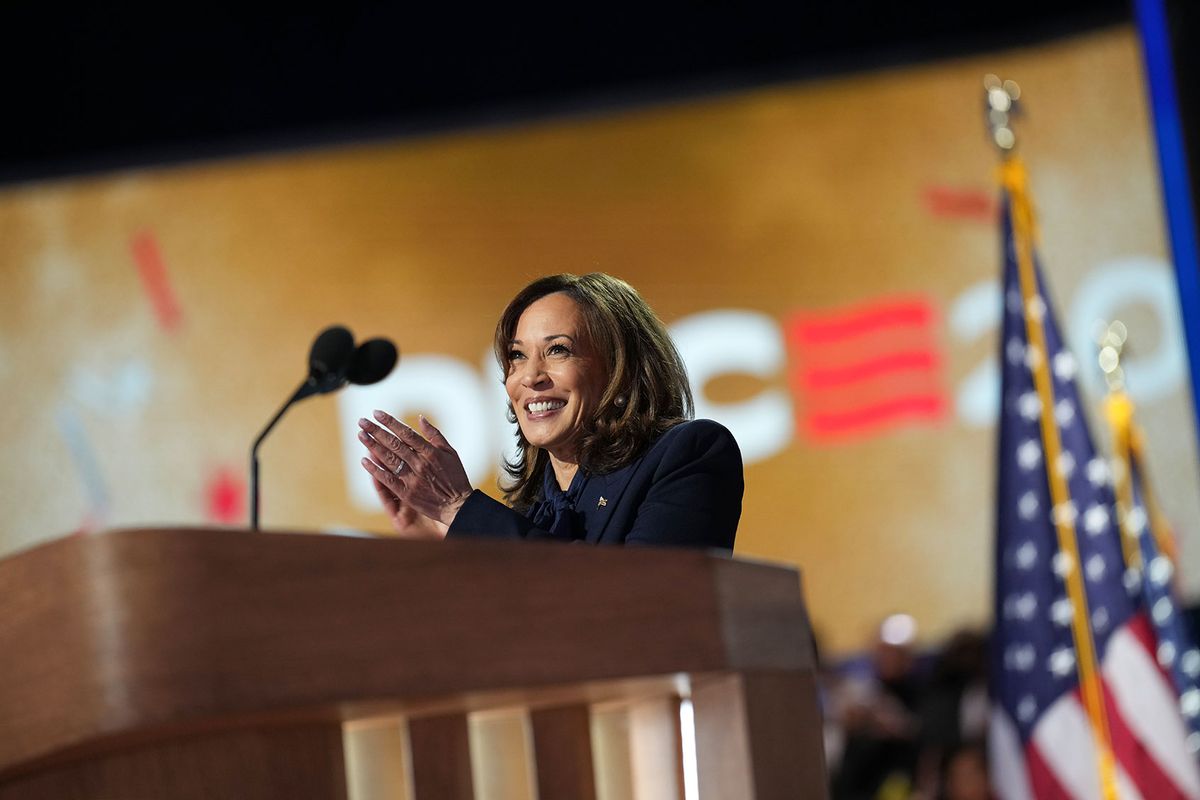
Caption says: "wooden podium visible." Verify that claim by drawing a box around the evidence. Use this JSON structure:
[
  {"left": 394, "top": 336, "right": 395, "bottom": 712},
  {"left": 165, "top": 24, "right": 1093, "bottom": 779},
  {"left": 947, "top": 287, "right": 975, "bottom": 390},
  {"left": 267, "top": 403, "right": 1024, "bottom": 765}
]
[{"left": 0, "top": 528, "right": 827, "bottom": 799}]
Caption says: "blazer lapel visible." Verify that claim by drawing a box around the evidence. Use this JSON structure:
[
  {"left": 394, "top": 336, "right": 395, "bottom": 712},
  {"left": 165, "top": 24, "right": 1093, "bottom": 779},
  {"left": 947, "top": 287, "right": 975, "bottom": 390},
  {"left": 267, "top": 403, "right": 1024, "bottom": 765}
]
[{"left": 579, "top": 461, "right": 639, "bottom": 543}]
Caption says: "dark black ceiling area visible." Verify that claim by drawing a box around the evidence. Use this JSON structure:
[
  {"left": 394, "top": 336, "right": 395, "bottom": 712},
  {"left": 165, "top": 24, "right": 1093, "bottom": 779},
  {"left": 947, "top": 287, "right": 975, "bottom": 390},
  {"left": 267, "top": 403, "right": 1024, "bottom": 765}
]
[{"left": 2, "top": 0, "right": 1191, "bottom": 188}]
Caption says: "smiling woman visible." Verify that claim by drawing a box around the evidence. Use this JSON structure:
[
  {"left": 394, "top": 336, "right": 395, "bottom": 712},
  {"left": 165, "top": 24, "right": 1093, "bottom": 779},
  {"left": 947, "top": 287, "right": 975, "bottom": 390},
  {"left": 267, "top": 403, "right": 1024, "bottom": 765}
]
[{"left": 356, "top": 273, "right": 744, "bottom": 549}]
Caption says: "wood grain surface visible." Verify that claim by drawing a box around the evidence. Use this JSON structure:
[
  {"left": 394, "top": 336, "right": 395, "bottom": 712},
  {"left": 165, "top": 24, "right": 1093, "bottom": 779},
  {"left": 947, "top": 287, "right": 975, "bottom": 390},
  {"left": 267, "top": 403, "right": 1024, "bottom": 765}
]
[
  {"left": 409, "top": 713, "right": 474, "bottom": 800},
  {"left": 530, "top": 704, "right": 597, "bottom": 800},
  {"left": 0, "top": 528, "right": 814, "bottom": 786},
  {"left": 0, "top": 723, "right": 347, "bottom": 800}
]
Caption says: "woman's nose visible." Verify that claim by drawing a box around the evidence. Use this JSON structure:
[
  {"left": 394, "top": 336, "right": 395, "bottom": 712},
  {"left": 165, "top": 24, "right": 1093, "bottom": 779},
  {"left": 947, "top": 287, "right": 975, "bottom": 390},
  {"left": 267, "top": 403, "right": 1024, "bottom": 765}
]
[{"left": 519, "top": 359, "right": 549, "bottom": 388}]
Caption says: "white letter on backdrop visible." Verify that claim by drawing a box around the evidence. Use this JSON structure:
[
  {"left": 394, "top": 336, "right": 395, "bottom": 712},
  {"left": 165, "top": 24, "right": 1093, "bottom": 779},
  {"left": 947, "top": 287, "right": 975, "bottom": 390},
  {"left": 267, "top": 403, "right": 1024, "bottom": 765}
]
[
  {"left": 949, "top": 280, "right": 1002, "bottom": 428},
  {"left": 482, "top": 348, "right": 522, "bottom": 476},
  {"left": 670, "top": 310, "right": 793, "bottom": 464}
]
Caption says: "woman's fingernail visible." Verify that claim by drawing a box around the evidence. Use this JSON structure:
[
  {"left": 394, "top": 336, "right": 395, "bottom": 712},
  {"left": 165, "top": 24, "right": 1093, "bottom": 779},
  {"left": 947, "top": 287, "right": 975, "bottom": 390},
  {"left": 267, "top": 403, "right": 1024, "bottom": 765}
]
[
  {"left": 373, "top": 410, "right": 387, "bottom": 421},
  {"left": 358, "top": 418, "right": 370, "bottom": 428},
  {"left": 358, "top": 431, "right": 369, "bottom": 442},
  {"left": 360, "top": 457, "right": 372, "bottom": 468}
]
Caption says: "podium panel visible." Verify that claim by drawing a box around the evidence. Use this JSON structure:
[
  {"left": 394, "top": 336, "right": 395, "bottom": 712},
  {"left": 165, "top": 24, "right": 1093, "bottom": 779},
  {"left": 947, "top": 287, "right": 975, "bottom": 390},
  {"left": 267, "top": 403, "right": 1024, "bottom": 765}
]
[{"left": 0, "top": 529, "right": 827, "bottom": 798}]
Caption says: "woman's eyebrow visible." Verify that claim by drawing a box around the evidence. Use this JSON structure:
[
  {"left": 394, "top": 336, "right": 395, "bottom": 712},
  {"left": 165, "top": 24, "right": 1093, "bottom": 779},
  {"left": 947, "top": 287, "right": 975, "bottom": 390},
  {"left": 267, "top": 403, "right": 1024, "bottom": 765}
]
[{"left": 508, "top": 334, "right": 575, "bottom": 345}]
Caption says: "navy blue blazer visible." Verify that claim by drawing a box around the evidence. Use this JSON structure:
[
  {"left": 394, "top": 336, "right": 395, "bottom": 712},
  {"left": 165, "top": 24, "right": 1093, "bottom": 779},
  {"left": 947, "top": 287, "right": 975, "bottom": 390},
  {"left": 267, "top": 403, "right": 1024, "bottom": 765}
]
[{"left": 447, "top": 419, "right": 742, "bottom": 550}]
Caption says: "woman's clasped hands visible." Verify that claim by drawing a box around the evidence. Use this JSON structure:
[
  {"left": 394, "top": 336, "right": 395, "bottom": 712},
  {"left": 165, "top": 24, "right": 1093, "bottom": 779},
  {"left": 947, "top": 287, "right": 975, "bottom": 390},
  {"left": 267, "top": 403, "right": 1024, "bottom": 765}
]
[{"left": 357, "top": 410, "right": 473, "bottom": 539}]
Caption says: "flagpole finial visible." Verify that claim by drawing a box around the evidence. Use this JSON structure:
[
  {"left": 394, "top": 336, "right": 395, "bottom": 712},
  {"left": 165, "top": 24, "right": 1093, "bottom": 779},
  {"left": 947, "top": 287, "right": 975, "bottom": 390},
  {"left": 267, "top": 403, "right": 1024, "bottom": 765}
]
[
  {"left": 1097, "top": 320, "right": 1129, "bottom": 391},
  {"left": 984, "top": 74, "right": 1022, "bottom": 154}
]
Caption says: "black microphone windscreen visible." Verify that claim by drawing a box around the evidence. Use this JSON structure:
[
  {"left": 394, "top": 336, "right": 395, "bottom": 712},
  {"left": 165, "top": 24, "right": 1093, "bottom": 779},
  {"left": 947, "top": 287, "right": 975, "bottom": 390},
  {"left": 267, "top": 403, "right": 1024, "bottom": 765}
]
[
  {"left": 309, "top": 326, "right": 356, "bottom": 380},
  {"left": 348, "top": 338, "right": 398, "bottom": 386}
]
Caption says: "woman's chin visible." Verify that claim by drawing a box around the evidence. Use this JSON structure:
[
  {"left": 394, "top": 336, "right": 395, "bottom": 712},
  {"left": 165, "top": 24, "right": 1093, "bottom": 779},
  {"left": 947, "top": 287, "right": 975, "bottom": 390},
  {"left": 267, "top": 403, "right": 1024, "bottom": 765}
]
[
  {"left": 527, "top": 434, "right": 565, "bottom": 452},
  {"left": 521, "top": 428, "right": 579, "bottom": 460}
]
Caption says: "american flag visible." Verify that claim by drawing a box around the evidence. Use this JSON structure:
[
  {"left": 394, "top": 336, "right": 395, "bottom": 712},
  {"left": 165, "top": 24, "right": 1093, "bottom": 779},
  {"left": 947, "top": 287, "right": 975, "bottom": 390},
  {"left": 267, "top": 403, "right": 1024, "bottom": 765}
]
[
  {"left": 990, "top": 159, "right": 1200, "bottom": 800},
  {"left": 1117, "top": 424, "right": 1200, "bottom": 751}
]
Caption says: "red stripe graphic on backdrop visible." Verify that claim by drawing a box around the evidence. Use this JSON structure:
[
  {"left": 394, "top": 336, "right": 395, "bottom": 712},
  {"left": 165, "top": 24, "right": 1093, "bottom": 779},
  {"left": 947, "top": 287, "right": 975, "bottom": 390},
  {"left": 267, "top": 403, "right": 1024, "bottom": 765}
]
[
  {"left": 790, "top": 298, "right": 933, "bottom": 344},
  {"left": 806, "top": 395, "right": 946, "bottom": 437},
  {"left": 130, "top": 231, "right": 182, "bottom": 331},
  {"left": 785, "top": 295, "right": 947, "bottom": 443},
  {"left": 1098, "top": 679, "right": 1191, "bottom": 800},
  {"left": 922, "top": 185, "right": 996, "bottom": 222},
  {"left": 205, "top": 467, "right": 245, "bottom": 524},
  {"left": 802, "top": 350, "right": 941, "bottom": 390}
]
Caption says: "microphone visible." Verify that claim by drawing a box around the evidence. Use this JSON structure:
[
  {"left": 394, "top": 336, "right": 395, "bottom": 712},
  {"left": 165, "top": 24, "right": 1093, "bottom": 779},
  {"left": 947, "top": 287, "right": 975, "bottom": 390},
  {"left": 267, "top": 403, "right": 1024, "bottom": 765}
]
[
  {"left": 250, "top": 326, "right": 398, "bottom": 530},
  {"left": 348, "top": 338, "right": 398, "bottom": 386},
  {"left": 299, "top": 325, "right": 357, "bottom": 400}
]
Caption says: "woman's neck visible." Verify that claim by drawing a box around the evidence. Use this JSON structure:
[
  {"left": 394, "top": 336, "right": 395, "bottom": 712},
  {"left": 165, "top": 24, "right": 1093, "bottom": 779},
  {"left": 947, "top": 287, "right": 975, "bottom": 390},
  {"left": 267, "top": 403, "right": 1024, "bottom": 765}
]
[{"left": 548, "top": 451, "right": 580, "bottom": 491}]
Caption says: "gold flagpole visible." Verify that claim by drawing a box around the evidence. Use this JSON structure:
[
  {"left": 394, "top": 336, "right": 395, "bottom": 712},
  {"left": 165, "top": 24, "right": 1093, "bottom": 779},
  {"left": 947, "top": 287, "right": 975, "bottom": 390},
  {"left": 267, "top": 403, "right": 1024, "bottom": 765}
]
[
  {"left": 987, "top": 76, "right": 1120, "bottom": 800},
  {"left": 1098, "top": 324, "right": 1143, "bottom": 571},
  {"left": 1099, "top": 324, "right": 1178, "bottom": 577}
]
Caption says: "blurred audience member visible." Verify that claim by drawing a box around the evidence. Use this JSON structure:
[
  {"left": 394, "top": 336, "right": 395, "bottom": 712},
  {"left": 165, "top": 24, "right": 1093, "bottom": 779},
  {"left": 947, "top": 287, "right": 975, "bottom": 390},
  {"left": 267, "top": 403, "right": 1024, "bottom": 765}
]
[
  {"left": 813, "top": 629, "right": 849, "bottom": 775},
  {"left": 915, "top": 630, "right": 989, "bottom": 793},
  {"left": 830, "top": 614, "right": 923, "bottom": 800},
  {"left": 938, "top": 741, "right": 992, "bottom": 800}
]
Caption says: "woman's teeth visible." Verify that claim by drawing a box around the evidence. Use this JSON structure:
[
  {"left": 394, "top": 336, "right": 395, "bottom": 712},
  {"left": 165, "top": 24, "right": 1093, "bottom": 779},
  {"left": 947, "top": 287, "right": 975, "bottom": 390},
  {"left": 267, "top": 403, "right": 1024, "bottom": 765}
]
[{"left": 528, "top": 400, "right": 566, "bottom": 413}]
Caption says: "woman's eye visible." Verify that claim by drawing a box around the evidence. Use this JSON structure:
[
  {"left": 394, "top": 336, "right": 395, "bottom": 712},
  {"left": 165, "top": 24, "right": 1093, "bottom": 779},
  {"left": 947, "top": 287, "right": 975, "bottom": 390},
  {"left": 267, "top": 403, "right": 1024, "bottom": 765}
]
[
  {"left": 508, "top": 350, "right": 525, "bottom": 361},
  {"left": 548, "top": 344, "right": 571, "bottom": 356}
]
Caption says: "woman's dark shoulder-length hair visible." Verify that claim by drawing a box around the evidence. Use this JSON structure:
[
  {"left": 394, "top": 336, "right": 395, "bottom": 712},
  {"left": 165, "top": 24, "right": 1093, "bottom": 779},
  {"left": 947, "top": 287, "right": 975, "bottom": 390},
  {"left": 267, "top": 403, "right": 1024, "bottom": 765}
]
[{"left": 494, "top": 273, "right": 694, "bottom": 510}]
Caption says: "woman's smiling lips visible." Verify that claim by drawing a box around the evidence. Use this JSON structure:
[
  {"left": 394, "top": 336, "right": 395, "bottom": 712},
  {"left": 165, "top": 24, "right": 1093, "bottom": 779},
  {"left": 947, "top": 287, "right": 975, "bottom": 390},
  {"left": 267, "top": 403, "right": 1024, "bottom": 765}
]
[{"left": 524, "top": 397, "right": 567, "bottom": 419}]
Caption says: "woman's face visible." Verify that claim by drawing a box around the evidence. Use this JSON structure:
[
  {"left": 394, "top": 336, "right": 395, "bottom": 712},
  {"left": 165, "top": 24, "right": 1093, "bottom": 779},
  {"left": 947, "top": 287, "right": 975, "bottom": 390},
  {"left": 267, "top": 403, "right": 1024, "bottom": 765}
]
[{"left": 505, "top": 292, "right": 607, "bottom": 461}]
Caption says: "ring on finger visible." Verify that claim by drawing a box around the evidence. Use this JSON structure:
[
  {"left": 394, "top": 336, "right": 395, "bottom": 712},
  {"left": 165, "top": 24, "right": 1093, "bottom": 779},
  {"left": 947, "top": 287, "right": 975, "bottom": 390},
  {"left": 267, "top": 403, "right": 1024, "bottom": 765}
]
[{"left": 393, "top": 460, "right": 406, "bottom": 475}]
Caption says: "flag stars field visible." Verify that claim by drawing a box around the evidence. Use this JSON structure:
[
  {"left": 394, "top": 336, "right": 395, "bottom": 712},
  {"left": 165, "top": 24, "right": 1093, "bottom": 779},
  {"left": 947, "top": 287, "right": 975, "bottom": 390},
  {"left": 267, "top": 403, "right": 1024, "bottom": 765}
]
[
  {"left": 1026, "top": 295, "right": 1047, "bottom": 322},
  {"left": 1083, "top": 503, "right": 1109, "bottom": 535},
  {"left": 1086, "top": 456, "right": 1111, "bottom": 487},
  {"left": 1008, "top": 337, "right": 1026, "bottom": 365},
  {"left": 1015, "top": 541, "right": 1039, "bottom": 569},
  {"left": 1051, "top": 501, "right": 1078, "bottom": 528},
  {"left": 1053, "top": 351, "right": 1078, "bottom": 381},
  {"left": 1007, "top": 643, "right": 1037, "bottom": 671},
  {"left": 1123, "top": 567, "right": 1143, "bottom": 594},
  {"left": 1007, "top": 591, "right": 1038, "bottom": 620},
  {"left": 1054, "top": 398, "right": 1076, "bottom": 426},
  {"left": 1018, "top": 439, "right": 1042, "bottom": 470},
  {"left": 1019, "top": 391, "right": 1042, "bottom": 420},
  {"left": 1018, "top": 491, "right": 1040, "bottom": 520},
  {"left": 1150, "top": 555, "right": 1175, "bottom": 586},
  {"left": 1049, "top": 646, "right": 1077, "bottom": 677},
  {"left": 1124, "top": 506, "right": 1148, "bottom": 536},
  {"left": 1052, "top": 550, "right": 1076, "bottom": 578},
  {"left": 1018, "top": 696, "right": 1039, "bottom": 724},
  {"left": 1051, "top": 597, "right": 1075, "bottom": 626},
  {"left": 1182, "top": 689, "right": 1200, "bottom": 719},
  {"left": 1154, "top": 596, "right": 1176, "bottom": 624},
  {"left": 1162, "top": 641, "right": 1180, "bottom": 668},
  {"left": 1023, "top": 343, "right": 1044, "bottom": 370}
]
